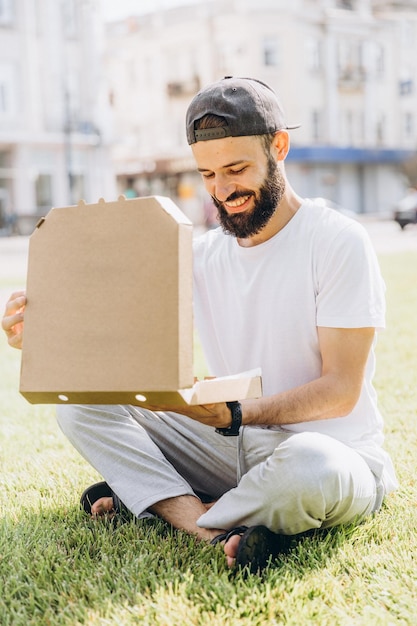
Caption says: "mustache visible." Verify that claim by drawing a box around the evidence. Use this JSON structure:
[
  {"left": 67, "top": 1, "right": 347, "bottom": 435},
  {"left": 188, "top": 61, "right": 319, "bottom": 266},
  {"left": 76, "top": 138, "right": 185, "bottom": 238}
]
[{"left": 212, "top": 190, "right": 254, "bottom": 206}]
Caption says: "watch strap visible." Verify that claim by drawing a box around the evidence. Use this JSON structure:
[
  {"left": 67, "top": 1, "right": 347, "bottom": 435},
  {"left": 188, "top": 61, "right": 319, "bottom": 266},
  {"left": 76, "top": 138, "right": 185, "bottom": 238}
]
[{"left": 215, "top": 401, "right": 242, "bottom": 436}]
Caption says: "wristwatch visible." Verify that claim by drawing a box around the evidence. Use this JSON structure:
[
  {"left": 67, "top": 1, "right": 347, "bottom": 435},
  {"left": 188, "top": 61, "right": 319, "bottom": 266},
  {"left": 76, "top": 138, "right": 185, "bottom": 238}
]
[{"left": 215, "top": 401, "right": 242, "bottom": 436}]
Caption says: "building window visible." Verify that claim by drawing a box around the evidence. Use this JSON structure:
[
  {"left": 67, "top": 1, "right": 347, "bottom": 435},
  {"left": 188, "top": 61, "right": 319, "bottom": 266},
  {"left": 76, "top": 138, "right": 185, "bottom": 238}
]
[
  {"left": 306, "top": 38, "right": 322, "bottom": 72},
  {"left": 0, "top": 0, "right": 15, "bottom": 26},
  {"left": 263, "top": 37, "right": 279, "bottom": 67},
  {"left": 312, "top": 109, "right": 323, "bottom": 142},
  {"left": 358, "top": 111, "right": 365, "bottom": 143},
  {"left": 337, "top": 0, "right": 354, "bottom": 9},
  {"left": 339, "top": 109, "right": 362, "bottom": 145},
  {"left": 374, "top": 44, "right": 385, "bottom": 78},
  {"left": 61, "top": 0, "right": 78, "bottom": 38},
  {"left": 337, "top": 39, "right": 365, "bottom": 83},
  {"left": 218, "top": 47, "right": 230, "bottom": 74},
  {"left": 399, "top": 79, "right": 413, "bottom": 96},
  {"left": 404, "top": 112, "right": 414, "bottom": 139},
  {"left": 345, "top": 110, "right": 354, "bottom": 144},
  {"left": 376, "top": 114, "right": 386, "bottom": 145},
  {"left": 0, "top": 63, "right": 16, "bottom": 117},
  {"left": 70, "top": 174, "right": 85, "bottom": 204},
  {"left": 35, "top": 175, "right": 53, "bottom": 213},
  {"left": 0, "top": 150, "right": 11, "bottom": 167},
  {"left": 65, "top": 72, "right": 81, "bottom": 127},
  {"left": 0, "top": 83, "right": 6, "bottom": 113}
]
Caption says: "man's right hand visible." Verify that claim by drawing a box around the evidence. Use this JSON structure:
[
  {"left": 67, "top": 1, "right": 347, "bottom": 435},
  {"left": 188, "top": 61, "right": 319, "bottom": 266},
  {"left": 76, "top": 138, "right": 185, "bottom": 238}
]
[{"left": 1, "top": 291, "right": 26, "bottom": 350}]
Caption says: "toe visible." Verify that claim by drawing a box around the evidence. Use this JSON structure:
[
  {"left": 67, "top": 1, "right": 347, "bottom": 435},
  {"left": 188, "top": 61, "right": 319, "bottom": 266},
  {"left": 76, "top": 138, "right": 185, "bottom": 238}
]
[
  {"left": 91, "top": 496, "right": 114, "bottom": 516},
  {"left": 223, "top": 533, "right": 243, "bottom": 567}
]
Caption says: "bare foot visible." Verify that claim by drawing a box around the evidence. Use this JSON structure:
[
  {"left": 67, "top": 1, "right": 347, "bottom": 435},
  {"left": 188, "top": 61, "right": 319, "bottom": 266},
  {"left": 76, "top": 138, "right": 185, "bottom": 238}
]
[
  {"left": 90, "top": 496, "right": 115, "bottom": 517},
  {"left": 223, "top": 533, "right": 241, "bottom": 568},
  {"left": 88, "top": 493, "right": 231, "bottom": 559}
]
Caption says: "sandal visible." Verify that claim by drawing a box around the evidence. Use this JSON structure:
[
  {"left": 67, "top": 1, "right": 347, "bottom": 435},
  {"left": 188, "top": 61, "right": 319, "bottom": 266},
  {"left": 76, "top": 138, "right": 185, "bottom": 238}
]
[
  {"left": 212, "top": 525, "right": 288, "bottom": 573},
  {"left": 80, "top": 481, "right": 133, "bottom": 522}
]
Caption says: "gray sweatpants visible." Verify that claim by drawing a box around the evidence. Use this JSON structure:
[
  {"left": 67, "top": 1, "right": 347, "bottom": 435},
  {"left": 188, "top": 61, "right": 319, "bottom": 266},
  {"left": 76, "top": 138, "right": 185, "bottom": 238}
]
[{"left": 56, "top": 404, "right": 383, "bottom": 535}]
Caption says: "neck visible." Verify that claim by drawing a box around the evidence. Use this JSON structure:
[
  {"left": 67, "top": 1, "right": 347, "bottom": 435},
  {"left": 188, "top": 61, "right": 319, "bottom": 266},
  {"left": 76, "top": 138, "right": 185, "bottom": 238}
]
[{"left": 237, "top": 186, "right": 303, "bottom": 248}]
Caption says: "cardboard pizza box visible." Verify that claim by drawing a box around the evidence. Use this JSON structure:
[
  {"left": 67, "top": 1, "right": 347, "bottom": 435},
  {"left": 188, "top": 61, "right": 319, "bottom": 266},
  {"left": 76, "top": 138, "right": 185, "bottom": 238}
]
[{"left": 19, "top": 195, "right": 262, "bottom": 406}]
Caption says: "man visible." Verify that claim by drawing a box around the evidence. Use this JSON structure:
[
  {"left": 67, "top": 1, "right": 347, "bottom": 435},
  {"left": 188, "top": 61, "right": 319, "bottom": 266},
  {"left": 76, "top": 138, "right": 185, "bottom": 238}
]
[{"left": 2, "top": 77, "right": 397, "bottom": 573}]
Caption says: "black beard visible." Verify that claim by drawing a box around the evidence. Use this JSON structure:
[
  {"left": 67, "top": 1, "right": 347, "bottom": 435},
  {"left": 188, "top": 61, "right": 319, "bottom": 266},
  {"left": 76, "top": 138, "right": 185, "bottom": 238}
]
[{"left": 212, "top": 157, "right": 286, "bottom": 239}]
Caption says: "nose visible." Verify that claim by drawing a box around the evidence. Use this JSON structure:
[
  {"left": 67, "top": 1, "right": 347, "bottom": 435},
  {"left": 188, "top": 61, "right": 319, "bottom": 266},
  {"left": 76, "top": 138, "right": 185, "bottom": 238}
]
[{"left": 211, "top": 174, "right": 236, "bottom": 203}]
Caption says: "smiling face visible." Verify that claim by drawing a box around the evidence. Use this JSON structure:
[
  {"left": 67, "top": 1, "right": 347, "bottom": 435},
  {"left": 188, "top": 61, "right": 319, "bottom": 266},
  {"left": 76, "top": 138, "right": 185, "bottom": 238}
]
[{"left": 191, "top": 134, "right": 286, "bottom": 239}]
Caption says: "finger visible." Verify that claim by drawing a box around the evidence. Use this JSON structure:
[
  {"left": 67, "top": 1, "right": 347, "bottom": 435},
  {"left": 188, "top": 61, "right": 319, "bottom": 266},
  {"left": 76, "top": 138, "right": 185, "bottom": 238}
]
[
  {"left": 8, "top": 290, "right": 26, "bottom": 300},
  {"left": 4, "top": 293, "right": 26, "bottom": 316},
  {"left": 7, "top": 332, "right": 23, "bottom": 349},
  {"left": 1, "top": 311, "right": 24, "bottom": 333}
]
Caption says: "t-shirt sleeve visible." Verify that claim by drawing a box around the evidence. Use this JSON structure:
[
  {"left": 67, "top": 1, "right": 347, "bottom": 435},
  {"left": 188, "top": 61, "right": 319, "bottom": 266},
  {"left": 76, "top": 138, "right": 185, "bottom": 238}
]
[{"left": 315, "top": 221, "right": 386, "bottom": 329}]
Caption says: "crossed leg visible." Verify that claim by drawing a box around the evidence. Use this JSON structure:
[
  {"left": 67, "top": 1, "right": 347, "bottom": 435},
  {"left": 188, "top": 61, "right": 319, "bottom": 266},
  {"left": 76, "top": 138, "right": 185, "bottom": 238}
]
[
  {"left": 57, "top": 405, "right": 381, "bottom": 570},
  {"left": 90, "top": 491, "right": 240, "bottom": 566}
]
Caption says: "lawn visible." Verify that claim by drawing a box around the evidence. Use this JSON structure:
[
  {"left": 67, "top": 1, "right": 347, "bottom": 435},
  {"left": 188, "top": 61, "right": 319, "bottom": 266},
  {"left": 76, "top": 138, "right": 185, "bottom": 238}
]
[{"left": 0, "top": 249, "right": 416, "bottom": 625}]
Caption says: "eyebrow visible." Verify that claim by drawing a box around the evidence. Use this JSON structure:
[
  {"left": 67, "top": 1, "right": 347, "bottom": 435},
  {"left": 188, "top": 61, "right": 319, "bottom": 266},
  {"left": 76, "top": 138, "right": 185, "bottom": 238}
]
[{"left": 197, "top": 160, "right": 247, "bottom": 173}]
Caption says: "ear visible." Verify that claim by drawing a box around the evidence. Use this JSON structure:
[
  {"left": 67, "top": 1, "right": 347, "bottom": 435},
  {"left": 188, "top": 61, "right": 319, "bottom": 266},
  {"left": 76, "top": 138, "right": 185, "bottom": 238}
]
[{"left": 271, "top": 130, "right": 290, "bottom": 161}]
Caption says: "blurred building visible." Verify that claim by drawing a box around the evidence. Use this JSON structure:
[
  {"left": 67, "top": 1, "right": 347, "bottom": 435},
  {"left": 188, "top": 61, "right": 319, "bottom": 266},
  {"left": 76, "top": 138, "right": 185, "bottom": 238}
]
[
  {"left": 0, "top": 0, "right": 116, "bottom": 234},
  {"left": 105, "top": 0, "right": 417, "bottom": 220},
  {"left": 2, "top": 0, "right": 416, "bottom": 234}
]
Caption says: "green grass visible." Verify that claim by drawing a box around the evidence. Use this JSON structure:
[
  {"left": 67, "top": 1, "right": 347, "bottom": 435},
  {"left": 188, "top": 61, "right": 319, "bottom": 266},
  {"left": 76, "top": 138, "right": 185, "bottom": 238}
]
[{"left": 0, "top": 251, "right": 416, "bottom": 625}]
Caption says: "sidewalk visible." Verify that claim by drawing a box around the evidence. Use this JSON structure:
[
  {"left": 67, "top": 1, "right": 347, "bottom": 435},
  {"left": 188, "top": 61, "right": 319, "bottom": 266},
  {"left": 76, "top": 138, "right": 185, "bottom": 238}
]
[{"left": 358, "top": 216, "right": 417, "bottom": 254}]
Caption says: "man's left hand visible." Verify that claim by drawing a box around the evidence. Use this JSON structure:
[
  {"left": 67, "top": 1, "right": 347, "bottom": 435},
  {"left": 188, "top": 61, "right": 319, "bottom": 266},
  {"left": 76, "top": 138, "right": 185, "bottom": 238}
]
[{"left": 136, "top": 400, "right": 234, "bottom": 429}]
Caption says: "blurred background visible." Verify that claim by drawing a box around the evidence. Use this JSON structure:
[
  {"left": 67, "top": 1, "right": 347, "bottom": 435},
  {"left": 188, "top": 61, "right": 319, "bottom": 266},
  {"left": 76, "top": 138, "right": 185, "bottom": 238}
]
[{"left": 1, "top": 0, "right": 417, "bottom": 235}]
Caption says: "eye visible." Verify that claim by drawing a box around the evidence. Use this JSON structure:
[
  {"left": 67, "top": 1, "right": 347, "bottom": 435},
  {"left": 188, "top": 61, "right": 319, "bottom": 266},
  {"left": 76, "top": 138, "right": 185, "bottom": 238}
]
[
  {"left": 201, "top": 172, "right": 214, "bottom": 179},
  {"left": 230, "top": 166, "right": 247, "bottom": 175}
]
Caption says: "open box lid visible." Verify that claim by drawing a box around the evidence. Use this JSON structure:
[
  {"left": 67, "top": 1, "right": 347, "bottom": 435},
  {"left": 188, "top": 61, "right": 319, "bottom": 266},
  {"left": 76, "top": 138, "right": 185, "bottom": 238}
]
[{"left": 19, "top": 195, "right": 262, "bottom": 406}]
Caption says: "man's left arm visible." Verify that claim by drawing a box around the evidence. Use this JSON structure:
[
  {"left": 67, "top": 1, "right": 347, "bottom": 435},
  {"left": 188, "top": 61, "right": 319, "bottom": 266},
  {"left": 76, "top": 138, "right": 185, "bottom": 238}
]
[
  {"left": 241, "top": 326, "right": 375, "bottom": 427},
  {"left": 143, "top": 326, "right": 376, "bottom": 430}
]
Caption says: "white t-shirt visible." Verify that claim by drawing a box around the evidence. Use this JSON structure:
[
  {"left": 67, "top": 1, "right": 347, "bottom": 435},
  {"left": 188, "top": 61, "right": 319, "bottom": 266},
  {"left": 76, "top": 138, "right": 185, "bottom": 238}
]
[{"left": 193, "top": 199, "right": 397, "bottom": 491}]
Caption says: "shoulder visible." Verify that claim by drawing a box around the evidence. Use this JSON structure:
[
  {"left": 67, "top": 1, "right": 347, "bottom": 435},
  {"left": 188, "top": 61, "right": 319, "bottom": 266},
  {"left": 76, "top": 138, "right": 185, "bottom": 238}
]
[{"left": 299, "top": 199, "right": 372, "bottom": 250}]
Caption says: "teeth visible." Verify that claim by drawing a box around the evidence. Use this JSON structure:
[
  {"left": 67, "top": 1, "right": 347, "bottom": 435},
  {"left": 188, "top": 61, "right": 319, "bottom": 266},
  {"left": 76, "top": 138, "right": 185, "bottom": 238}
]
[{"left": 226, "top": 195, "right": 250, "bottom": 208}]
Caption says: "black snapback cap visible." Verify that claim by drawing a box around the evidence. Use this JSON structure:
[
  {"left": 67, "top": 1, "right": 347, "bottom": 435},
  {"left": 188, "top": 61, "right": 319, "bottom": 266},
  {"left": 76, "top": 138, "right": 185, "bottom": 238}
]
[{"left": 186, "top": 76, "right": 300, "bottom": 145}]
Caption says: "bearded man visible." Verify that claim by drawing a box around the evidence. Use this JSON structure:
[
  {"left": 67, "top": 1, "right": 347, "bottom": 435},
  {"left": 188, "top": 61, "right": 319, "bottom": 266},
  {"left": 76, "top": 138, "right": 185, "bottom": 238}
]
[{"left": 2, "top": 77, "right": 397, "bottom": 573}]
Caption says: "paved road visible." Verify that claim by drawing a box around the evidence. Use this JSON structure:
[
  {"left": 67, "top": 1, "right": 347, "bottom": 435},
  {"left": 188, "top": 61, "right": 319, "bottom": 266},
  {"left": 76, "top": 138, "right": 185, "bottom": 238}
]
[
  {"left": 0, "top": 217, "right": 416, "bottom": 313},
  {"left": 360, "top": 217, "right": 417, "bottom": 254}
]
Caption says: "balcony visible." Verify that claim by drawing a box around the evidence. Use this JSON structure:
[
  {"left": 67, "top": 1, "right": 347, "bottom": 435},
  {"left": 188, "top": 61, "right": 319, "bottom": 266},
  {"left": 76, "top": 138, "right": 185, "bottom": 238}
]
[
  {"left": 338, "top": 66, "right": 366, "bottom": 91},
  {"left": 167, "top": 77, "right": 200, "bottom": 98}
]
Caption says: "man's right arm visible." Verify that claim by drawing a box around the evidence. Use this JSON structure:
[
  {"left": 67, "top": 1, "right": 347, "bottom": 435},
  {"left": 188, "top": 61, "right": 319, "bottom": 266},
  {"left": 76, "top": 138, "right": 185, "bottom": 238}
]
[{"left": 1, "top": 291, "right": 26, "bottom": 349}]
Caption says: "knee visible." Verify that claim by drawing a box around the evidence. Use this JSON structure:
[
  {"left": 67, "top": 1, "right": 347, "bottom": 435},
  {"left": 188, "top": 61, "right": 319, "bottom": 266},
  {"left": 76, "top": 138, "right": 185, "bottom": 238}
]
[
  {"left": 276, "top": 432, "right": 353, "bottom": 499},
  {"left": 281, "top": 432, "right": 336, "bottom": 471},
  {"left": 278, "top": 431, "right": 374, "bottom": 506},
  {"left": 258, "top": 433, "right": 377, "bottom": 533}
]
